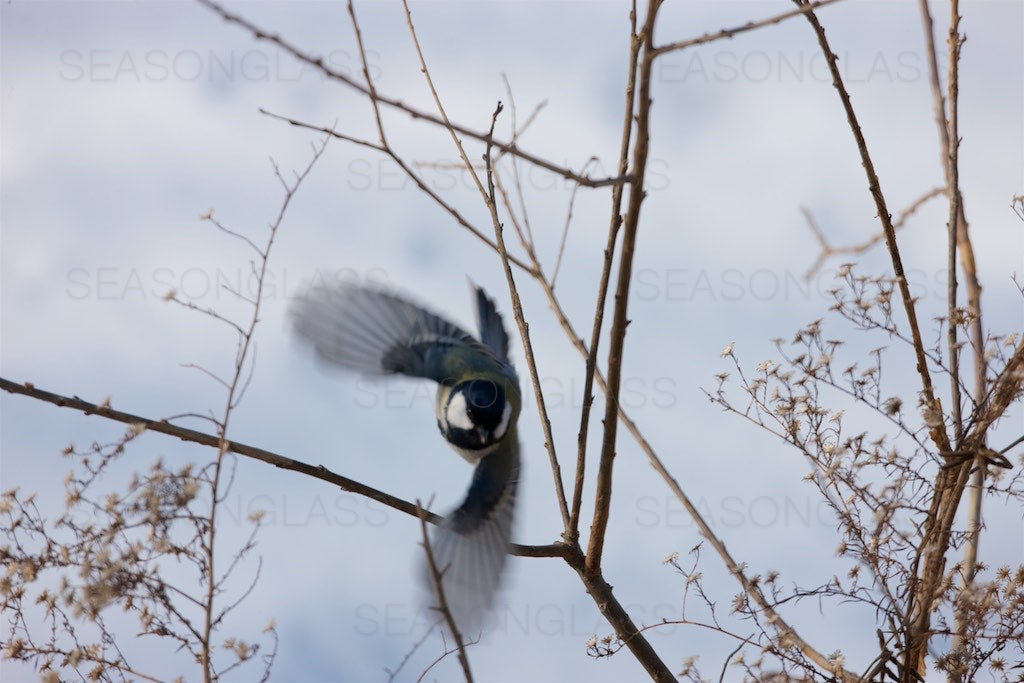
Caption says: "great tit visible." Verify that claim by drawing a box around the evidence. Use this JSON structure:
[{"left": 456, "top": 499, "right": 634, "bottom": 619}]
[{"left": 290, "top": 281, "right": 520, "bottom": 632}]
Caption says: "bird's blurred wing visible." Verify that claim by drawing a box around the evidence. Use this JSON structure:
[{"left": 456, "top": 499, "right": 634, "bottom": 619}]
[
  {"left": 425, "top": 438, "right": 519, "bottom": 635},
  {"left": 472, "top": 284, "right": 512, "bottom": 365},
  {"left": 291, "top": 282, "right": 491, "bottom": 383}
]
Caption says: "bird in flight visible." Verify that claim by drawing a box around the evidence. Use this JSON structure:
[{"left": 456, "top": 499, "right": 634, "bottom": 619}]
[{"left": 290, "top": 281, "right": 521, "bottom": 633}]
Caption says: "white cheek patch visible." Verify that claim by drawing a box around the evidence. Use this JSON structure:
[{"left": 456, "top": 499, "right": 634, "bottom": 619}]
[
  {"left": 493, "top": 400, "right": 513, "bottom": 440},
  {"left": 446, "top": 390, "right": 475, "bottom": 431}
]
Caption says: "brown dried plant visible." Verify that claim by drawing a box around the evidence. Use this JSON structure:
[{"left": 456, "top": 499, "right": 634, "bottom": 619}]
[{"left": 2, "top": 139, "right": 329, "bottom": 681}]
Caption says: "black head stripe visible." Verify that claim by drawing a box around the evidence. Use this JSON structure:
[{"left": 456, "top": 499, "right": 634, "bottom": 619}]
[
  {"left": 464, "top": 379, "right": 505, "bottom": 430},
  {"left": 440, "top": 379, "right": 509, "bottom": 451}
]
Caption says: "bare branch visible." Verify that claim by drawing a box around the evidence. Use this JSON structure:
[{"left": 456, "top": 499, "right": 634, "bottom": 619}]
[
  {"left": 801, "top": 187, "right": 945, "bottom": 280},
  {"left": 652, "top": 0, "right": 846, "bottom": 56},
  {"left": 339, "top": 4, "right": 537, "bottom": 275},
  {"left": 197, "top": 0, "right": 629, "bottom": 189},
  {"left": 551, "top": 157, "right": 598, "bottom": 288},
  {"left": 385, "top": 620, "right": 439, "bottom": 683},
  {"left": 569, "top": 4, "right": 644, "bottom": 542},
  {"left": 0, "top": 376, "right": 567, "bottom": 560},
  {"left": 797, "top": 2, "right": 950, "bottom": 460},
  {"left": 480, "top": 103, "right": 573, "bottom": 532},
  {"left": 586, "top": 0, "right": 662, "bottom": 577},
  {"left": 395, "top": 0, "right": 573, "bottom": 533}
]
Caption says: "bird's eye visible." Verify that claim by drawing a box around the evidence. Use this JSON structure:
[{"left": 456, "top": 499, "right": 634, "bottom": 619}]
[{"left": 442, "top": 379, "right": 512, "bottom": 450}]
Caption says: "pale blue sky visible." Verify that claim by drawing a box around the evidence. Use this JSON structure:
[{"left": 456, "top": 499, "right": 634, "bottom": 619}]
[{"left": 2, "top": 1, "right": 1022, "bottom": 681}]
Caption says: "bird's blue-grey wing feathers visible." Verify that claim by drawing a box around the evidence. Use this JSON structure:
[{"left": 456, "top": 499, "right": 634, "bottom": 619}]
[
  {"left": 426, "top": 438, "right": 519, "bottom": 634},
  {"left": 291, "top": 282, "right": 486, "bottom": 383},
  {"left": 473, "top": 285, "right": 512, "bottom": 365}
]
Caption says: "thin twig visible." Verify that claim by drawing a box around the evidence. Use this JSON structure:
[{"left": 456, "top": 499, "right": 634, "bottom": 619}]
[
  {"left": 481, "top": 105, "right": 573, "bottom": 532},
  {"left": 198, "top": 137, "right": 328, "bottom": 681},
  {"left": 652, "top": 0, "right": 846, "bottom": 56},
  {"left": 569, "top": 2, "right": 644, "bottom": 542},
  {"left": 499, "top": 75, "right": 537, "bottom": 250},
  {"left": 385, "top": 619, "right": 439, "bottom": 683},
  {"left": 265, "top": 27, "right": 534, "bottom": 275},
  {"left": 399, "top": 0, "right": 487, "bottom": 204},
  {"left": 794, "top": 9, "right": 968, "bottom": 673},
  {"left": 415, "top": 634, "right": 476, "bottom": 683},
  {"left": 801, "top": 187, "right": 945, "bottom": 280},
  {"left": 916, "top": 1, "right": 985, "bottom": 400},
  {"left": 550, "top": 157, "right": 597, "bottom": 288},
  {"left": 416, "top": 502, "right": 474, "bottom": 683},
  {"left": 944, "top": 0, "right": 965, "bottom": 451},
  {"left": 719, "top": 639, "right": 747, "bottom": 683},
  {"left": 396, "top": 0, "right": 572, "bottom": 532},
  {"left": 797, "top": 3, "right": 949, "bottom": 459},
  {"left": 197, "top": 0, "right": 629, "bottom": 189},
  {"left": 586, "top": 0, "right": 662, "bottom": 577},
  {"left": 260, "top": 109, "right": 384, "bottom": 152}
]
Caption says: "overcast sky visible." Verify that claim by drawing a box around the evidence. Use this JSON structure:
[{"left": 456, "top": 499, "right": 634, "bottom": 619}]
[{"left": 2, "top": 1, "right": 1022, "bottom": 681}]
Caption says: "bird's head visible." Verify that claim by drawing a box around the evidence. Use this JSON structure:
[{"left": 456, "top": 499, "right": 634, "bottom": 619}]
[{"left": 437, "top": 377, "right": 517, "bottom": 459}]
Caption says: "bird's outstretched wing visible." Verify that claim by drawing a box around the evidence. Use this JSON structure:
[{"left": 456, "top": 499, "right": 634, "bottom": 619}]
[
  {"left": 291, "top": 282, "right": 501, "bottom": 384},
  {"left": 472, "top": 284, "right": 512, "bottom": 365},
  {"left": 426, "top": 436, "right": 519, "bottom": 635}
]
